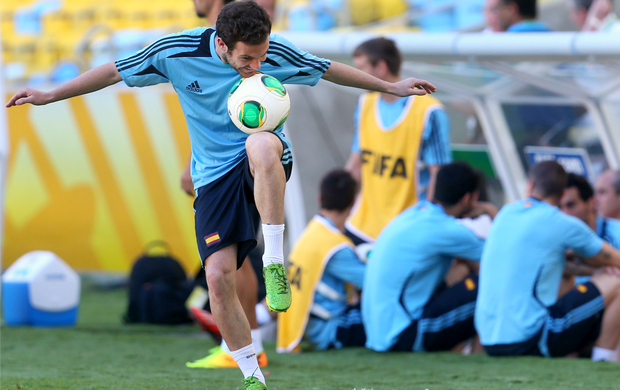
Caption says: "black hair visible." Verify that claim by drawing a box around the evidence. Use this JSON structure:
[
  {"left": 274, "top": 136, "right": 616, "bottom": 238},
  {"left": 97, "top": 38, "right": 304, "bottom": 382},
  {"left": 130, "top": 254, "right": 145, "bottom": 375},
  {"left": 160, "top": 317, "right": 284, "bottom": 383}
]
[
  {"left": 529, "top": 160, "right": 567, "bottom": 199},
  {"left": 353, "top": 37, "right": 402, "bottom": 77},
  {"left": 572, "top": 0, "right": 594, "bottom": 11},
  {"left": 501, "top": 0, "right": 537, "bottom": 19},
  {"left": 216, "top": 0, "right": 271, "bottom": 50},
  {"left": 566, "top": 173, "right": 594, "bottom": 202},
  {"left": 320, "top": 169, "right": 357, "bottom": 211},
  {"left": 433, "top": 162, "right": 479, "bottom": 206}
]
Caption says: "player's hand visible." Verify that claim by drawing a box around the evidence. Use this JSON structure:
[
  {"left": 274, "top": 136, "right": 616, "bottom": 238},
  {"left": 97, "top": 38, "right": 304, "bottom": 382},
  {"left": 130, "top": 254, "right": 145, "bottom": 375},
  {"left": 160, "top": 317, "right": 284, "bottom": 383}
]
[
  {"left": 6, "top": 88, "right": 51, "bottom": 107},
  {"left": 181, "top": 170, "right": 195, "bottom": 196},
  {"left": 389, "top": 77, "right": 436, "bottom": 97}
]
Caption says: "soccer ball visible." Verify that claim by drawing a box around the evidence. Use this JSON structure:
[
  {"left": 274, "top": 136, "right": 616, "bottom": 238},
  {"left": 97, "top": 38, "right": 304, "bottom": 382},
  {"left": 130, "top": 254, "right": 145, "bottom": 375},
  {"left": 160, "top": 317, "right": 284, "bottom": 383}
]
[{"left": 227, "top": 73, "right": 290, "bottom": 134}]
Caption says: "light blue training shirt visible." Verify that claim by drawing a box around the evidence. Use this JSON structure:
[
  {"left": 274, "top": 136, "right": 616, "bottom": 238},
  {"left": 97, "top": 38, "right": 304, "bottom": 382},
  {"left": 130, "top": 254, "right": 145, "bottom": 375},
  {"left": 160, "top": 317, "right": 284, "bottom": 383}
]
[
  {"left": 115, "top": 27, "right": 330, "bottom": 189},
  {"left": 305, "top": 215, "right": 366, "bottom": 350},
  {"left": 475, "top": 198, "right": 604, "bottom": 347},
  {"left": 350, "top": 97, "right": 452, "bottom": 199},
  {"left": 362, "top": 200, "right": 485, "bottom": 352},
  {"left": 575, "top": 215, "right": 620, "bottom": 284}
]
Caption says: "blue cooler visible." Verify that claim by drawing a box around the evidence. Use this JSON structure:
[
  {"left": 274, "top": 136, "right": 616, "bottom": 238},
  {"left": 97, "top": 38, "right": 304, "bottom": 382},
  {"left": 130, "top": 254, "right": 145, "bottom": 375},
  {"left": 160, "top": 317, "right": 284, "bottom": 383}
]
[{"left": 2, "top": 251, "right": 80, "bottom": 326}]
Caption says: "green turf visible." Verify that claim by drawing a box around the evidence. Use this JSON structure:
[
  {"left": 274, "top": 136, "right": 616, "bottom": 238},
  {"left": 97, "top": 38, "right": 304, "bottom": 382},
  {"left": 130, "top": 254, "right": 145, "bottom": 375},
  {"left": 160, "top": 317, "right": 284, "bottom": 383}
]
[{"left": 1, "top": 282, "right": 619, "bottom": 390}]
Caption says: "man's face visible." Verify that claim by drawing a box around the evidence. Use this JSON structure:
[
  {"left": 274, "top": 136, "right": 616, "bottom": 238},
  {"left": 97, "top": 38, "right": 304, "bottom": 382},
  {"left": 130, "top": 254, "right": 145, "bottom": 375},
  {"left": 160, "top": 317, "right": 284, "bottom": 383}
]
[
  {"left": 595, "top": 171, "right": 620, "bottom": 218},
  {"left": 568, "top": 1, "right": 588, "bottom": 29},
  {"left": 353, "top": 54, "right": 386, "bottom": 81},
  {"left": 220, "top": 38, "right": 269, "bottom": 78},
  {"left": 484, "top": 0, "right": 502, "bottom": 32},
  {"left": 193, "top": 0, "right": 214, "bottom": 18},
  {"left": 497, "top": 0, "right": 517, "bottom": 31},
  {"left": 560, "top": 187, "right": 591, "bottom": 223}
]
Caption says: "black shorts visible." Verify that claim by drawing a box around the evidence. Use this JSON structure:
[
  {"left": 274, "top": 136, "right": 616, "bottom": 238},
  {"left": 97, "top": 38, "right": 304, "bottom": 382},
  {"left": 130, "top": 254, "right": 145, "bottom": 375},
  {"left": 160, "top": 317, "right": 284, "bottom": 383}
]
[
  {"left": 333, "top": 305, "right": 366, "bottom": 349},
  {"left": 391, "top": 275, "right": 479, "bottom": 352},
  {"left": 194, "top": 132, "right": 292, "bottom": 269},
  {"left": 484, "top": 282, "right": 604, "bottom": 357}
]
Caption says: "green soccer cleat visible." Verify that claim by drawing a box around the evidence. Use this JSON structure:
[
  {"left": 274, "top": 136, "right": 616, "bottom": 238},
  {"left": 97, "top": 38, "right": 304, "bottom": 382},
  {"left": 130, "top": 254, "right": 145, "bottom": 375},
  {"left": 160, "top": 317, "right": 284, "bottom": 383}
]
[
  {"left": 263, "top": 263, "right": 292, "bottom": 312},
  {"left": 237, "top": 376, "right": 268, "bottom": 390}
]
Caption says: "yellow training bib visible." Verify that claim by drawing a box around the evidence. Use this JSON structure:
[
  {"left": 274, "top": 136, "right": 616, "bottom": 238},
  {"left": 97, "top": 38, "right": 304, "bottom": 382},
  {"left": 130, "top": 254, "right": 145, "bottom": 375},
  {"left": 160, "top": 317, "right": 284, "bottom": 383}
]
[
  {"left": 276, "top": 216, "right": 354, "bottom": 353},
  {"left": 346, "top": 92, "right": 443, "bottom": 241}
]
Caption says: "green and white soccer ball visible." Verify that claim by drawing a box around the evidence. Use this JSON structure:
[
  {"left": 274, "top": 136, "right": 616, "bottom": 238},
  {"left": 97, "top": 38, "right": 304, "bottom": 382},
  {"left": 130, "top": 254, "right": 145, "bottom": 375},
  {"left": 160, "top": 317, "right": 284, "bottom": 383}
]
[{"left": 227, "top": 73, "right": 290, "bottom": 134}]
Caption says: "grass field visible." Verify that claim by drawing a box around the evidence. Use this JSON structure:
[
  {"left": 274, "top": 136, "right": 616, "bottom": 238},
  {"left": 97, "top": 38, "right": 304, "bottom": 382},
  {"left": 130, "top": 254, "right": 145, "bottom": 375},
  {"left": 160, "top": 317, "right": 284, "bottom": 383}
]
[{"left": 2, "top": 281, "right": 619, "bottom": 390}]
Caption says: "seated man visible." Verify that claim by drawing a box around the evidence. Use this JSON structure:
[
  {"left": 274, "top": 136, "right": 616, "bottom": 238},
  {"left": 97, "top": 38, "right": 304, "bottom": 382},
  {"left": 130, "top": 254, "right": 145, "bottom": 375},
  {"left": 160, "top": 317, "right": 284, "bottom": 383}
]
[
  {"left": 277, "top": 170, "right": 366, "bottom": 352},
  {"left": 476, "top": 161, "right": 620, "bottom": 362},
  {"left": 363, "top": 162, "right": 487, "bottom": 352},
  {"left": 560, "top": 173, "right": 620, "bottom": 285}
]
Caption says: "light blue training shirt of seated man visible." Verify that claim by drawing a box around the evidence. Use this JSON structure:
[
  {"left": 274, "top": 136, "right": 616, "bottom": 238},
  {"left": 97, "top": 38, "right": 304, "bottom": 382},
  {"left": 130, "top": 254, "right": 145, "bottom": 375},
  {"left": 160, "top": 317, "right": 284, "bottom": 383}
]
[
  {"left": 476, "top": 198, "right": 604, "bottom": 348},
  {"left": 351, "top": 97, "right": 452, "bottom": 199},
  {"left": 115, "top": 27, "right": 330, "bottom": 189},
  {"left": 362, "top": 200, "right": 485, "bottom": 352},
  {"left": 575, "top": 215, "right": 620, "bottom": 284},
  {"left": 305, "top": 216, "right": 366, "bottom": 350}
]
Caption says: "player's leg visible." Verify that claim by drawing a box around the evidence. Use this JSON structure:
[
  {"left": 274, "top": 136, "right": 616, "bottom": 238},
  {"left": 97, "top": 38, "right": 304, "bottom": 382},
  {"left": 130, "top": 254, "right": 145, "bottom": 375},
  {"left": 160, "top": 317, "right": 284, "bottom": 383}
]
[
  {"left": 246, "top": 132, "right": 285, "bottom": 224},
  {"left": 542, "top": 278, "right": 609, "bottom": 359},
  {"left": 245, "top": 132, "right": 291, "bottom": 312},
  {"left": 187, "top": 258, "right": 268, "bottom": 369},
  {"left": 590, "top": 273, "right": 620, "bottom": 360},
  {"left": 236, "top": 259, "right": 267, "bottom": 365},
  {"left": 332, "top": 305, "right": 366, "bottom": 348},
  {"left": 417, "top": 275, "right": 479, "bottom": 352},
  {"left": 205, "top": 245, "right": 266, "bottom": 387}
]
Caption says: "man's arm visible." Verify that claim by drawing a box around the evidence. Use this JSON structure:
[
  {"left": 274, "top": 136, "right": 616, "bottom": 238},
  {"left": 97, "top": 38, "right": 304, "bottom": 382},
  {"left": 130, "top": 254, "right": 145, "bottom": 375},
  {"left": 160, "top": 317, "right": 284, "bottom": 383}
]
[
  {"left": 181, "top": 157, "right": 194, "bottom": 197},
  {"left": 426, "top": 165, "right": 440, "bottom": 201},
  {"left": 345, "top": 152, "right": 362, "bottom": 183},
  {"left": 6, "top": 62, "right": 122, "bottom": 107},
  {"left": 322, "top": 61, "right": 435, "bottom": 97},
  {"left": 583, "top": 242, "right": 620, "bottom": 268}
]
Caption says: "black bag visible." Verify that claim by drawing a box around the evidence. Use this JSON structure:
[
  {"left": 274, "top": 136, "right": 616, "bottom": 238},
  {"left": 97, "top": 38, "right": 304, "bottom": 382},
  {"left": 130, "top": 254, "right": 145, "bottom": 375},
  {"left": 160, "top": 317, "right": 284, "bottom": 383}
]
[{"left": 124, "top": 241, "right": 193, "bottom": 325}]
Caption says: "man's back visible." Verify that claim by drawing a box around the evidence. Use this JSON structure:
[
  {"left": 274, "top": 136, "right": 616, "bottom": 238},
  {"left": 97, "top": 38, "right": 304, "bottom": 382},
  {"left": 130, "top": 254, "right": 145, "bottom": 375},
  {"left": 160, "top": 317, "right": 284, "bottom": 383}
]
[
  {"left": 363, "top": 200, "right": 484, "bottom": 351},
  {"left": 476, "top": 198, "right": 603, "bottom": 346}
]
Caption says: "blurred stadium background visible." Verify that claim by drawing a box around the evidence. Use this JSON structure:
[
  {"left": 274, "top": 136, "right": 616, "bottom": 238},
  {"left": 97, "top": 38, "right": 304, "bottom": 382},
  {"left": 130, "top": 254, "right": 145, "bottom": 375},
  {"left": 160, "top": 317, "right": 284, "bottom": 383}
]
[{"left": 1, "top": 0, "right": 620, "bottom": 275}]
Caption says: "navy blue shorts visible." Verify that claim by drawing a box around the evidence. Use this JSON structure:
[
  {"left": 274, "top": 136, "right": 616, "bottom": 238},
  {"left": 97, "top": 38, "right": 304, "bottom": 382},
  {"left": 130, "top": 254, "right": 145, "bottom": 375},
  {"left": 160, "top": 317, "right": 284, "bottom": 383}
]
[
  {"left": 194, "top": 132, "right": 292, "bottom": 269},
  {"left": 391, "top": 275, "right": 479, "bottom": 352},
  {"left": 333, "top": 304, "right": 366, "bottom": 349},
  {"left": 484, "top": 282, "right": 604, "bottom": 357}
]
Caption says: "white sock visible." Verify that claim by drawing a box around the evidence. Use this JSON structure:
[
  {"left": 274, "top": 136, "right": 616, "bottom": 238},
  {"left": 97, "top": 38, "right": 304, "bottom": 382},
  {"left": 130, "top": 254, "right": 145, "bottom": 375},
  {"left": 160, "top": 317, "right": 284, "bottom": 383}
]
[
  {"left": 262, "top": 224, "right": 285, "bottom": 266},
  {"left": 231, "top": 344, "right": 265, "bottom": 384},
  {"left": 256, "top": 303, "right": 272, "bottom": 326},
  {"left": 220, "top": 339, "right": 231, "bottom": 354},
  {"left": 592, "top": 346, "right": 615, "bottom": 362},
  {"left": 251, "top": 328, "right": 264, "bottom": 354},
  {"left": 221, "top": 332, "right": 263, "bottom": 355}
]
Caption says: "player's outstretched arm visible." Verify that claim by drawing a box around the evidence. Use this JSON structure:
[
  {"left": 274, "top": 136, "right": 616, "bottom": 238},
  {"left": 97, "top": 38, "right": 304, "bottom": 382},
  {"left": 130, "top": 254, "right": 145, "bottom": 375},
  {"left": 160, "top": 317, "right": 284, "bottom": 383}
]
[
  {"left": 6, "top": 62, "right": 122, "bottom": 108},
  {"left": 322, "top": 61, "right": 436, "bottom": 97}
]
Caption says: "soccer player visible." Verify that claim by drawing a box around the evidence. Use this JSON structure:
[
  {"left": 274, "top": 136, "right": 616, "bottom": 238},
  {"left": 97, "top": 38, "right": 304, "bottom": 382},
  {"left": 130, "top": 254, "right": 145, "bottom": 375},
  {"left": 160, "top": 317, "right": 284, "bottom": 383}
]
[
  {"left": 344, "top": 37, "right": 451, "bottom": 245},
  {"left": 6, "top": 2, "right": 435, "bottom": 388},
  {"left": 277, "top": 169, "right": 366, "bottom": 353},
  {"left": 497, "top": 0, "right": 551, "bottom": 31},
  {"left": 363, "top": 162, "right": 487, "bottom": 353},
  {"left": 476, "top": 161, "right": 620, "bottom": 362},
  {"left": 179, "top": 0, "right": 270, "bottom": 371},
  {"left": 595, "top": 169, "right": 620, "bottom": 221},
  {"left": 560, "top": 173, "right": 620, "bottom": 283}
]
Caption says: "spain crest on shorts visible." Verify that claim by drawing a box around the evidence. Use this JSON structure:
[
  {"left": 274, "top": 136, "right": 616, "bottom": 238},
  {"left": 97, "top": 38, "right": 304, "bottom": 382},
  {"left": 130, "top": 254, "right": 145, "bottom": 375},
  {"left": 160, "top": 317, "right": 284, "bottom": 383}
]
[{"left": 205, "top": 232, "right": 221, "bottom": 246}]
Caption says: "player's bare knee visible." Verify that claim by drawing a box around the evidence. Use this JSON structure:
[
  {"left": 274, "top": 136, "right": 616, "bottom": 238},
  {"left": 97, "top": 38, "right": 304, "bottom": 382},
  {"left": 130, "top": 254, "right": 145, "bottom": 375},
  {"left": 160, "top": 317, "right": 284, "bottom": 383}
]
[
  {"left": 590, "top": 273, "right": 620, "bottom": 300},
  {"left": 246, "top": 133, "right": 282, "bottom": 168},
  {"left": 205, "top": 265, "right": 235, "bottom": 300}
]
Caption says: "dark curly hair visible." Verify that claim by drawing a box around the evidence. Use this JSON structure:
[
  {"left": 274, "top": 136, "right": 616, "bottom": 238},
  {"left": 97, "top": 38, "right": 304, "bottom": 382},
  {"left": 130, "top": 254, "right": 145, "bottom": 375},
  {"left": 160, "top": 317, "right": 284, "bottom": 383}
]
[{"left": 216, "top": 0, "right": 271, "bottom": 50}]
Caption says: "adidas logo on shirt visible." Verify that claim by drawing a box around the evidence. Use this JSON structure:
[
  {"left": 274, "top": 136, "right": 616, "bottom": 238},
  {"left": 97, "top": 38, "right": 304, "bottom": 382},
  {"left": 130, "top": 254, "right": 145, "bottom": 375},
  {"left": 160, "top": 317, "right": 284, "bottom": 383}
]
[{"left": 186, "top": 81, "right": 202, "bottom": 93}]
